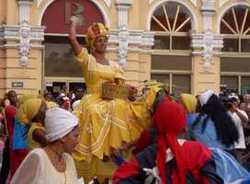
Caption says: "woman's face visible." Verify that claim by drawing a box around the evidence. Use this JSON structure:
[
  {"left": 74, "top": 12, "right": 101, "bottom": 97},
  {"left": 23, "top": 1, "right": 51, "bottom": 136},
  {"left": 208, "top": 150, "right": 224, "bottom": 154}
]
[
  {"left": 93, "top": 36, "right": 108, "bottom": 53},
  {"left": 62, "top": 126, "right": 79, "bottom": 154}
]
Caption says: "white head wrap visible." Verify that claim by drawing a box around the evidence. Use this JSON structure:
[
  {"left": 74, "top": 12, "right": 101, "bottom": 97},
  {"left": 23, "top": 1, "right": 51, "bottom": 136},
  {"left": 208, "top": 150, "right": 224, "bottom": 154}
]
[
  {"left": 45, "top": 107, "right": 78, "bottom": 142},
  {"left": 72, "top": 100, "right": 81, "bottom": 111},
  {"left": 199, "top": 90, "right": 215, "bottom": 107}
]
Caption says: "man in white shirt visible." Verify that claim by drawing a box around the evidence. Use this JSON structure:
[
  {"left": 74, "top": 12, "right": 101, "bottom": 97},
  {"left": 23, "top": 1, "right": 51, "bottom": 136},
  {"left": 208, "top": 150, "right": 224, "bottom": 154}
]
[{"left": 227, "top": 96, "right": 248, "bottom": 162}]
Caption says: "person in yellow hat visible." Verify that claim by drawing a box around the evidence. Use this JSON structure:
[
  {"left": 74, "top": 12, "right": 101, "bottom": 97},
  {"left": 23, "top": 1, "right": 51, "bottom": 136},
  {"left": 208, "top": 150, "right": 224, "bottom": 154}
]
[
  {"left": 68, "top": 18, "right": 163, "bottom": 182},
  {"left": 180, "top": 94, "right": 198, "bottom": 114},
  {"left": 16, "top": 98, "right": 48, "bottom": 150}
]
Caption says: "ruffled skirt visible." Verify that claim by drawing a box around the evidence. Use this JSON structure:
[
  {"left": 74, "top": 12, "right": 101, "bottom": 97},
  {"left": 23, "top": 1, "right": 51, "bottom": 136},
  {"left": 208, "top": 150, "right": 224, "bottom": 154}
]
[{"left": 73, "top": 94, "right": 151, "bottom": 161}]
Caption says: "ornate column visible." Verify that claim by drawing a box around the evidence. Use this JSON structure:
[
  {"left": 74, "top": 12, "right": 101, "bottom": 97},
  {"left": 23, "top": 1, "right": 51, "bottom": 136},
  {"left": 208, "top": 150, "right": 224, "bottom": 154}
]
[
  {"left": 18, "top": 0, "right": 32, "bottom": 23},
  {"left": 192, "top": 31, "right": 223, "bottom": 72},
  {"left": 115, "top": 0, "right": 132, "bottom": 27},
  {"left": 18, "top": 0, "right": 33, "bottom": 67},
  {"left": 115, "top": 0, "right": 132, "bottom": 67},
  {"left": 0, "top": 0, "right": 44, "bottom": 95},
  {"left": 191, "top": 0, "right": 223, "bottom": 94}
]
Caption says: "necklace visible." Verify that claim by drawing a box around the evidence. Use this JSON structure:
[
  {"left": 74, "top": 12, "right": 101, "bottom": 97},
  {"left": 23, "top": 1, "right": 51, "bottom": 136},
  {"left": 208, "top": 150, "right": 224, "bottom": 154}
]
[
  {"left": 44, "top": 147, "right": 66, "bottom": 172},
  {"left": 44, "top": 147, "right": 67, "bottom": 184}
]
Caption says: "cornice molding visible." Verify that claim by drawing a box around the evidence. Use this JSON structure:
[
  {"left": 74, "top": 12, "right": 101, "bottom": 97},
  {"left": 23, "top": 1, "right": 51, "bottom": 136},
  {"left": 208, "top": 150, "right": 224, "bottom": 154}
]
[
  {"left": 201, "top": 0, "right": 216, "bottom": 12},
  {"left": 149, "top": 0, "right": 198, "bottom": 7},
  {"left": 0, "top": 25, "right": 44, "bottom": 41}
]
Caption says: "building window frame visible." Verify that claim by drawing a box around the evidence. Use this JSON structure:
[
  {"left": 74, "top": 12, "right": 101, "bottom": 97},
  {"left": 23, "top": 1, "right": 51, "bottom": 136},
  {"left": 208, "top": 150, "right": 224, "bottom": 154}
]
[
  {"left": 150, "top": 2, "right": 193, "bottom": 94},
  {"left": 220, "top": 5, "right": 250, "bottom": 94}
]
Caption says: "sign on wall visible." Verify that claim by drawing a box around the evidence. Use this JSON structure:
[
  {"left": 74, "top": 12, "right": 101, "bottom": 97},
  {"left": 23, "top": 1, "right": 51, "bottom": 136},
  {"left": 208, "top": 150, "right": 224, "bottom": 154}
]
[{"left": 12, "top": 81, "right": 24, "bottom": 88}]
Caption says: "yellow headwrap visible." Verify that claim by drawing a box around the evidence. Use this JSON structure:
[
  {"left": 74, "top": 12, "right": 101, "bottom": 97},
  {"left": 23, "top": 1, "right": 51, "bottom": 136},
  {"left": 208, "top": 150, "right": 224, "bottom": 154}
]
[
  {"left": 19, "top": 94, "right": 38, "bottom": 105},
  {"left": 16, "top": 98, "right": 43, "bottom": 125},
  {"left": 180, "top": 94, "right": 197, "bottom": 113},
  {"left": 143, "top": 81, "right": 165, "bottom": 107},
  {"left": 86, "top": 22, "right": 108, "bottom": 49}
]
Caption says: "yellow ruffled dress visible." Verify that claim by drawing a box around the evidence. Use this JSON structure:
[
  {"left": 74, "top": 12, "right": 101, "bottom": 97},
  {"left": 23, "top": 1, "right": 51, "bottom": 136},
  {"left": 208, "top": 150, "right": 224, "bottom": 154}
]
[{"left": 73, "top": 48, "right": 153, "bottom": 181}]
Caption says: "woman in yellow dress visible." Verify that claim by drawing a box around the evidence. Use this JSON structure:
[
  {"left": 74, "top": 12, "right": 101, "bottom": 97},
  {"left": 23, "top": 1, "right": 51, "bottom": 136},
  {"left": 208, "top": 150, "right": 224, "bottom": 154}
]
[{"left": 68, "top": 17, "right": 160, "bottom": 182}]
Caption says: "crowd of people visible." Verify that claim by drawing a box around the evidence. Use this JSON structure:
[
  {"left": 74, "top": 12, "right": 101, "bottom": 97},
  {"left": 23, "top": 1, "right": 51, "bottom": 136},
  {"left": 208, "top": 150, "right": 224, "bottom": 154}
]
[{"left": 0, "top": 17, "right": 250, "bottom": 184}]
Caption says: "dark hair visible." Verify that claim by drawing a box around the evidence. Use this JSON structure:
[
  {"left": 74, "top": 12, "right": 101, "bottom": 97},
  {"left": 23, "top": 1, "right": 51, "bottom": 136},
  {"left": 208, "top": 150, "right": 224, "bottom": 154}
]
[
  {"left": 151, "top": 88, "right": 168, "bottom": 114},
  {"left": 201, "top": 94, "right": 239, "bottom": 147}
]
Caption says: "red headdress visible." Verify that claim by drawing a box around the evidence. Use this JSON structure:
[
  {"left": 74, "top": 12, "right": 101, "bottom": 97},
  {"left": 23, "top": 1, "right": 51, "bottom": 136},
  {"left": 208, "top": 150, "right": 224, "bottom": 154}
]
[{"left": 153, "top": 97, "right": 187, "bottom": 184}]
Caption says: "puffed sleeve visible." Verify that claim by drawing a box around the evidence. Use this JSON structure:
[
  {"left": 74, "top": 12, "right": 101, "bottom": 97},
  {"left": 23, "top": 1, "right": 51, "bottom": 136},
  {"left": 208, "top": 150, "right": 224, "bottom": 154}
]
[
  {"left": 113, "top": 62, "right": 126, "bottom": 80},
  {"left": 10, "top": 150, "right": 42, "bottom": 184},
  {"left": 74, "top": 48, "right": 90, "bottom": 65}
]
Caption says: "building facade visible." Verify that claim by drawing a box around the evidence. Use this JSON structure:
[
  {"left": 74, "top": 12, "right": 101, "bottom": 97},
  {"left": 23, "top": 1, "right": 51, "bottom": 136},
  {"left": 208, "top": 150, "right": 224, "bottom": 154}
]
[{"left": 0, "top": 0, "right": 249, "bottom": 96}]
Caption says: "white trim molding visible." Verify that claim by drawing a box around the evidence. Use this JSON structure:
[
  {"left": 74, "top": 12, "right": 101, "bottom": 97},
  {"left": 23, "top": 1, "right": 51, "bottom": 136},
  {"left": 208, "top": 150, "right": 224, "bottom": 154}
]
[
  {"left": 201, "top": 0, "right": 216, "bottom": 31},
  {"left": 19, "top": 21, "right": 31, "bottom": 66},
  {"left": 104, "top": 0, "right": 112, "bottom": 7},
  {"left": 0, "top": 25, "right": 44, "bottom": 47},
  {"left": 36, "top": 0, "right": 112, "bottom": 8},
  {"left": 216, "top": 0, "right": 250, "bottom": 33},
  {"left": 36, "top": 0, "right": 43, "bottom": 7},
  {"left": 115, "top": 0, "right": 133, "bottom": 67},
  {"left": 38, "top": 0, "right": 111, "bottom": 28},
  {"left": 201, "top": 0, "right": 216, "bottom": 12},
  {"left": 149, "top": 0, "right": 198, "bottom": 7},
  {"left": 147, "top": 0, "right": 198, "bottom": 31},
  {"left": 18, "top": 0, "right": 33, "bottom": 67},
  {"left": 115, "top": 0, "right": 133, "bottom": 27},
  {"left": 117, "top": 26, "right": 129, "bottom": 67},
  {"left": 18, "top": 0, "right": 33, "bottom": 24},
  {"left": 192, "top": 31, "right": 223, "bottom": 72}
]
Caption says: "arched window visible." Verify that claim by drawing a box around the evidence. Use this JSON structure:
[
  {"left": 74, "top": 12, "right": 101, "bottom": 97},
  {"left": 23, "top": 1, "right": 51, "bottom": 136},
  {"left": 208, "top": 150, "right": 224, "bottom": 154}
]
[
  {"left": 220, "top": 5, "right": 250, "bottom": 94},
  {"left": 150, "top": 2, "right": 192, "bottom": 95},
  {"left": 42, "top": 0, "right": 104, "bottom": 92}
]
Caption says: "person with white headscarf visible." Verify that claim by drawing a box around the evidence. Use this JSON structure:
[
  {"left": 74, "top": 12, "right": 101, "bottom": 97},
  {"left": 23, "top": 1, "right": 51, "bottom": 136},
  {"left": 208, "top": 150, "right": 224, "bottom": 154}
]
[
  {"left": 11, "top": 107, "right": 83, "bottom": 184},
  {"left": 187, "top": 90, "right": 250, "bottom": 183},
  {"left": 188, "top": 90, "right": 239, "bottom": 150}
]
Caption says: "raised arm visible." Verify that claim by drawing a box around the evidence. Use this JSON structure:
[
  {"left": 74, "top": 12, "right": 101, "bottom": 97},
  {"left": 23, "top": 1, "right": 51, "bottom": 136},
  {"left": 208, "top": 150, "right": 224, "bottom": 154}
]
[{"left": 68, "top": 16, "right": 82, "bottom": 56}]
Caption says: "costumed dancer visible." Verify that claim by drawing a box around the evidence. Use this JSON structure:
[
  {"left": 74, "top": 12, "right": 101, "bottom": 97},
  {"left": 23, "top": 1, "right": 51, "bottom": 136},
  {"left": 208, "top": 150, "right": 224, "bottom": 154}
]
[
  {"left": 15, "top": 97, "right": 48, "bottom": 151},
  {"left": 188, "top": 90, "right": 239, "bottom": 150},
  {"left": 181, "top": 93, "right": 250, "bottom": 183},
  {"left": 68, "top": 17, "right": 159, "bottom": 182},
  {"left": 11, "top": 107, "right": 83, "bottom": 184},
  {"left": 0, "top": 91, "right": 18, "bottom": 182},
  {"left": 113, "top": 97, "right": 223, "bottom": 184},
  {"left": 7, "top": 96, "right": 48, "bottom": 180}
]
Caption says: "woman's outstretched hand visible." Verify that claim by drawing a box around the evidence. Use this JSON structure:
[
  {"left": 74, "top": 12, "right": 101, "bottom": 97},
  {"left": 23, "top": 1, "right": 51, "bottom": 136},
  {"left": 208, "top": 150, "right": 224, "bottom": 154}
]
[
  {"left": 69, "top": 16, "right": 78, "bottom": 40},
  {"left": 68, "top": 16, "right": 82, "bottom": 56}
]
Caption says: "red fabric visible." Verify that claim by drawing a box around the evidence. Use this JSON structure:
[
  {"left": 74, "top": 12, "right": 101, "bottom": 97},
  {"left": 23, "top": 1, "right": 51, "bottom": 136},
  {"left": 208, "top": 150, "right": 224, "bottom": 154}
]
[
  {"left": 153, "top": 97, "right": 187, "bottom": 184},
  {"left": 183, "top": 141, "right": 212, "bottom": 184},
  {"left": 5, "top": 105, "right": 16, "bottom": 142},
  {"left": 10, "top": 149, "right": 29, "bottom": 178},
  {"left": 112, "top": 159, "right": 139, "bottom": 184},
  {"left": 5, "top": 105, "right": 29, "bottom": 179}
]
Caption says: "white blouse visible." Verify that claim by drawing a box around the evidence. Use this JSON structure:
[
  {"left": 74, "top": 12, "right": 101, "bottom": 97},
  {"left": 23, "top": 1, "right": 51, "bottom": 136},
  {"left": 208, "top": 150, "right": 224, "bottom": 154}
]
[
  {"left": 228, "top": 110, "right": 248, "bottom": 149},
  {"left": 11, "top": 148, "right": 82, "bottom": 184}
]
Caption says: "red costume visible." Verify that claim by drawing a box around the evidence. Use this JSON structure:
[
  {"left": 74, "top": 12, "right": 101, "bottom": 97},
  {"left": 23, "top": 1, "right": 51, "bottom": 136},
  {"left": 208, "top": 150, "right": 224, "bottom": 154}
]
[{"left": 113, "top": 97, "right": 223, "bottom": 184}]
